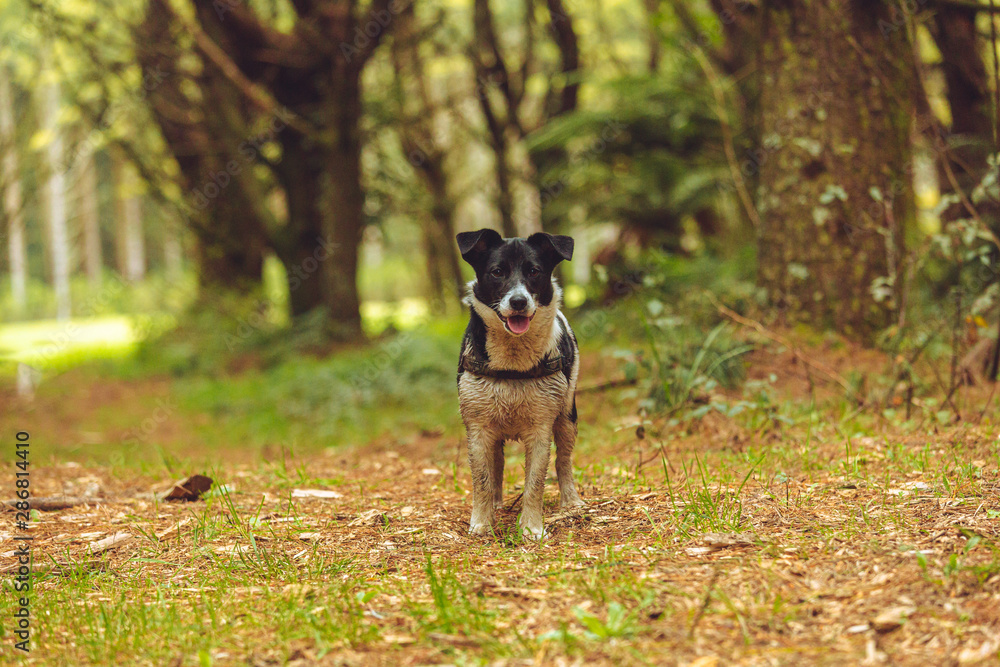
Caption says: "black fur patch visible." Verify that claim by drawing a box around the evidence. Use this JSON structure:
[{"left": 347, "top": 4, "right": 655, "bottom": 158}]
[
  {"left": 569, "top": 397, "right": 578, "bottom": 423},
  {"left": 458, "top": 232, "right": 573, "bottom": 314},
  {"left": 556, "top": 316, "right": 575, "bottom": 383},
  {"left": 457, "top": 306, "right": 490, "bottom": 382}
]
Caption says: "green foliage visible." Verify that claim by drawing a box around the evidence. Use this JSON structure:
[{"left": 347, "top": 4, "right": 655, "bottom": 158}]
[
  {"left": 573, "top": 602, "right": 639, "bottom": 640},
  {"left": 527, "top": 72, "right": 735, "bottom": 246},
  {"left": 614, "top": 293, "right": 753, "bottom": 417},
  {"left": 159, "top": 320, "right": 462, "bottom": 449}
]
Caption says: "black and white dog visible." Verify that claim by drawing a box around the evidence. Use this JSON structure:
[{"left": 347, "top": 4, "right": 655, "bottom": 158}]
[{"left": 456, "top": 228, "right": 584, "bottom": 540}]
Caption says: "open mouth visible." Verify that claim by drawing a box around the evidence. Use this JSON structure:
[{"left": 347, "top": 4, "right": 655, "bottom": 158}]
[{"left": 500, "top": 313, "right": 534, "bottom": 335}]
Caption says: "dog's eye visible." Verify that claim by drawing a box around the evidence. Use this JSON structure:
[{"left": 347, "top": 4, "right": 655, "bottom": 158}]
[
  {"left": 490, "top": 267, "right": 504, "bottom": 278},
  {"left": 526, "top": 266, "right": 541, "bottom": 277}
]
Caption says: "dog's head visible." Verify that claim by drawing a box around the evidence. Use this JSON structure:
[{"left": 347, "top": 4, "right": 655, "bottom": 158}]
[{"left": 457, "top": 229, "right": 574, "bottom": 336}]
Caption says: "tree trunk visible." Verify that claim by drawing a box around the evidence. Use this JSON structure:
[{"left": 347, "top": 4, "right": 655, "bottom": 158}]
[
  {"left": 44, "top": 77, "right": 72, "bottom": 321},
  {"left": 136, "top": 0, "right": 267, "bottom": 294},
  {"left": 114, "top": 158, "right": 146, "bottom": 283},
  {"left": 930, "top": 6, "right": 997, "bottom": 225},
  {"left": 756, "top": 0, "right": 915, "bottom": 342},
  {"left": 931, "top": 4, "right": 1000, "bottom": 381},
  {"left": 0, "top": 66, "right": 26, "bottom": 312},
  {"left": 323, "top": 71, "right": 365, "bottom": 339},
  {"left": 431, "top": 200, "right": 464, "bottom": 303},
  {"left": 78, "top": 151, "right": 102, "bottom": 289},
  {"left": 273, "top": 129, "right": 328, "bottom": 318}
]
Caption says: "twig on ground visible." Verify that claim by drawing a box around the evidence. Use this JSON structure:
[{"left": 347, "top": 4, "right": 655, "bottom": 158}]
[
  {"left": 504, "top": 492, "right": 523, "bottom": 512},
  {"left": 3, "top": 496, "right": 99, "bottom": 511}
]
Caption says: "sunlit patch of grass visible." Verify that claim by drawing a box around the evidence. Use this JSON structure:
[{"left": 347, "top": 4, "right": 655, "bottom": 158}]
[
  {"left": 0, "top": 315, "right": 171, "bottom": 375},
  {"left": 361, "top": 297, "right": 437, "bottom": 335}
]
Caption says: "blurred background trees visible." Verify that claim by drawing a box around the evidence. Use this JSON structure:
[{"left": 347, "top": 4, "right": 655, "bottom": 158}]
[{"left": 1, "top": 0, "right": 999, "bottom": 380}]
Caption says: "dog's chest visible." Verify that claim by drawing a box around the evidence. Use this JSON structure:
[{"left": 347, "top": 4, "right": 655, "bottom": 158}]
[{"left": 459, "top": 373, "right": 566, "bottom": 436}]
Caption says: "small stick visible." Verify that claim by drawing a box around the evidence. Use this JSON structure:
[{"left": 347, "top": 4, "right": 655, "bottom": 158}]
[{"left": 2, "top": 496, "right": 98, "bottom": 511}]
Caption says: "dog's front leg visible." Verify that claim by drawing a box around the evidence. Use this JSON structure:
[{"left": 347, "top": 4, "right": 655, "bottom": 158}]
[
  {"left": 492, "top": 440, "right": 505, "bottom": 510},
  {"left": 519, "top": 431, "right": 552, "bottom": 540},
  {"left": 554, "top": 414, "right": 584, "bottom": 509},
  {"left": 468, "top": 428, "right": 500, "bottom": 535}
]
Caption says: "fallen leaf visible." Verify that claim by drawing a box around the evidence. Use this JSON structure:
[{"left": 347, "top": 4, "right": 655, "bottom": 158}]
[
  {"left": 161, "top": 475, "right": 214, "bottom": 501},
  {"left": 382, "top": 634, "right": 416, "bottom": 645},
  {"left": 422, "top": 468, "right": 441, "bottom": 476}
]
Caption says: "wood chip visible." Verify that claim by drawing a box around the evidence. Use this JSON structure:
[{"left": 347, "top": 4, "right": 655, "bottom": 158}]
[
  {"left": 349, "top": 509, "right": 388, "bottom": 527},
  {"left": 215, "top": 544, "right": 255, "bottom": 555},
  {"left": 88, "top": 532, "right": 131, "bottom": 555},
  {"left": 872, "top": 606, "right": 916, "bottom": 632},
  {"left": 958, "top": 640, "right": 998, "bottom": 665},
  {"left": 688, "top": 656, "right": 720, "bottom": 667},
  {"left": 155, "top": 518, "right": 192, "bottom": 540},
  {"left": 701, "top": 532, "right": 758, "bottom": 547},
  {"left": 291, "top": 489, "right": 343, "bottom": 499}
]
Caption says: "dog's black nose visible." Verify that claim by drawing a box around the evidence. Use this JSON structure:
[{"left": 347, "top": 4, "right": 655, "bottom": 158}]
[{"left": 510, "top": 296, "right": 528, "bottom": 311}]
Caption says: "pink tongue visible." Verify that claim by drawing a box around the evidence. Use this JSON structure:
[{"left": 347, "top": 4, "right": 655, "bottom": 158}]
[{"left": 507, "top": 316, "right": 531, "bottom": 334}]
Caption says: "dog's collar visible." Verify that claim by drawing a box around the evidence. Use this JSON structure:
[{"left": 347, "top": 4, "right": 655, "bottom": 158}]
[{"left": 460, "top": 353, "right": 564, "bottom": 380}]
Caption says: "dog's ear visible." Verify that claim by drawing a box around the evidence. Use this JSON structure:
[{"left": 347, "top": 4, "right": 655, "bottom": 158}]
[
  {"left": 527, "top": 232, "right": 574, "bottom": 269},
  {"left": 457, "top": 228, "right": 504, "bottom": 271}
]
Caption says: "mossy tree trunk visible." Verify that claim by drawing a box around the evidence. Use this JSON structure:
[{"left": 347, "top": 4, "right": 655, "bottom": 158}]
[{"left": 757, "top": 0, "right": 915, "bottom": 342}]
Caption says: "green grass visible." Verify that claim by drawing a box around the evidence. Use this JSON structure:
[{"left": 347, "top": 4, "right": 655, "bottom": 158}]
[
  {"left": 0, "top": 315, "right": 162, "bottom": 375},
  {"left": 4, "top": 286, "right": 1000, "bottom": 664}
]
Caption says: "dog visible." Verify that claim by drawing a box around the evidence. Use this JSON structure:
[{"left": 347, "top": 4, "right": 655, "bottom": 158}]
[{"left": 456, "top": 228, "right": 584, "bottom": 540}]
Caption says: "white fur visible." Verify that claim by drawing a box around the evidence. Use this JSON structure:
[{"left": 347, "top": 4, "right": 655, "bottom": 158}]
[
  {"left": 498, "top": 283, "right": 535, "bottom": 319},
  {"left": 467, "top": 280, "right": 562, "bottom": 371}
]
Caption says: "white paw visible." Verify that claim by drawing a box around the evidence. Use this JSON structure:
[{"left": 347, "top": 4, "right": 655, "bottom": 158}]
[
  {"left": 469, "top": 522, "right": 491, "bottom": 535},
  {"left": 518, "top": 516, "right": 545, "bottom": 541}
]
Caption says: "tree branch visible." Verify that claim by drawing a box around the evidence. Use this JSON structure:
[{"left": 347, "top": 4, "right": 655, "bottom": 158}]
[
  {"left": 163, "top": 1, "right": 324, "bottom": 140},
  {"left": 546, "top": 0, "right": 580, "bottom": 117}
]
